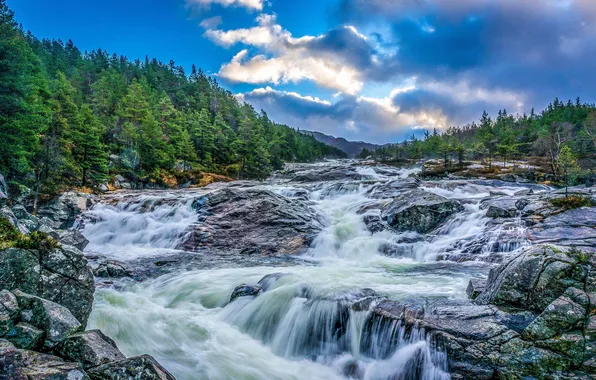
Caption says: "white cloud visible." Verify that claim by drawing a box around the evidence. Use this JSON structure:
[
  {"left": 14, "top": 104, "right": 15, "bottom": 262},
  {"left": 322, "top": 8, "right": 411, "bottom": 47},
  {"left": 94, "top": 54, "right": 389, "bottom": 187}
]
[
  {"left": 200, "top": 16, "right": 223, "bottom": 29},
  {"left": 204, "top": 15, "right": 367, "bottom": 95},
  {"left": 422, "top": 80, "right": 525, "bottom": 112},
  {"left": 239, "top": 86, "right": 449, "bottom": 142},
  {"left": 187, "top": 0, "right": 264, "bottom": 11},
  {"left": 239, "top": 87, "right": 332, "bottom": 106}
]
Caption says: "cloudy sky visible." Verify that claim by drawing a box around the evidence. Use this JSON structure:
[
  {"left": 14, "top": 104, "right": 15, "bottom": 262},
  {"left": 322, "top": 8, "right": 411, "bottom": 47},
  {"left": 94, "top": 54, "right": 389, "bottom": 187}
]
[{"left": 9, "top": 0, "right": 596, "bottom": 143}]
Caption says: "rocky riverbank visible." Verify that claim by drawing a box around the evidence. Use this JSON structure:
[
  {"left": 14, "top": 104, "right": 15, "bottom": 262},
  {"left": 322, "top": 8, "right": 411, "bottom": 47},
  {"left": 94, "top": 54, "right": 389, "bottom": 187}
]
[
  {"left": 0, "top": 176, "right": 175, "bottom": 379},
  {"left": 1, "top": 161, "right": 595, "bottom": 379}
]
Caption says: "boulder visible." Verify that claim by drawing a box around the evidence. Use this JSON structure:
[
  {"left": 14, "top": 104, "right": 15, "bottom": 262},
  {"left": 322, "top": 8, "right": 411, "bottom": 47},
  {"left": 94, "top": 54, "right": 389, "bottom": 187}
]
[
  {"left": 257, "top": 273, "right": 289, "bottom": 292},
  {"left": 0, "top": 290, "right": 19, "bottom": 336},
  {"left": 380, "top": 189, "right": 464, "bottom": 233},
  {"left": 13, "top": 290, "right": 82, "bottom": 349},
  {"left": 184, "top": 188, "right": 323, "bottom": 255},
  {"left": 481, "top": 198, "right": 523, "bottom": 218},
  {"left": 1, "top": 341, "right": 90, "bottom": 380},
  {"left": 475, "top": 245, "right": 589, "bottom": 312},
  {"left": 522, "top": 288, "right": 589, "bottom": 341},
  {"left": 58, "top": 230, "right": 89, "bottom": 251},
  {"left": 230, "top": 284, "right": 262, "bottom": 302},
  {"left": 37, "top": 192, "right": 96, "bottom": 230},
  {"left": 466, "top": 279, "right": 486, "bottom": 300},
  {"left": 4, "top": 323, "right": 44, "bottom": 350},
  {"left": 86, "top": 355, "right": 175, "bottom": 380},
  {"left": 54, "top": 330, "right": 126, "bottom": 370},
  {"left": 94, "top": 261, "right": 131, "bottom": 278},
  {"left": 0, "top": 173, "right": 7, "bottom": 206},
  {"left": 0, "top": 246, "right": 94, "bottom": 324}
]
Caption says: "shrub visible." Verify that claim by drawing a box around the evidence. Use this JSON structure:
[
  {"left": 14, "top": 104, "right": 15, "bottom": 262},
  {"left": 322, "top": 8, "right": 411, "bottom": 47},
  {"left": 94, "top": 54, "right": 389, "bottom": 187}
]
[
  {"left": 566, "top": 246, "right": 592, "bottom": 264},
  {"left": 0, "top": 216, "right": 60, "bottom": 250},
  {"left": 550, "top": 195, "right": 595, "bottom": 210}
]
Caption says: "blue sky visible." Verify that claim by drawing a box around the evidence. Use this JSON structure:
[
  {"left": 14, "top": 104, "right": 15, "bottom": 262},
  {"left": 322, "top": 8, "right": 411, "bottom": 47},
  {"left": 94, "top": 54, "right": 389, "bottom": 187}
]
[{"left": 8, "top": 0, "right": 596, "bottom": 144}]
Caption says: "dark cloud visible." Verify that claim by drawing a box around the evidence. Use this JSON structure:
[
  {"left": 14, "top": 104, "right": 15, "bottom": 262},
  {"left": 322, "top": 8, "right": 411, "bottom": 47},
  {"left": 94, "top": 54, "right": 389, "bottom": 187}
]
[{"left": 334, "top": 0, "right": 596, "bottom": 107}]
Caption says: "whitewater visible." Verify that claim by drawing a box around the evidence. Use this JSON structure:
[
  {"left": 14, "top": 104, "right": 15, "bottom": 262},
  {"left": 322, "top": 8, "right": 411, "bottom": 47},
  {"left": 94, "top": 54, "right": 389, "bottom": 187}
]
[{"left": 80, "top": 161, "right": 542, "bottom": 380}]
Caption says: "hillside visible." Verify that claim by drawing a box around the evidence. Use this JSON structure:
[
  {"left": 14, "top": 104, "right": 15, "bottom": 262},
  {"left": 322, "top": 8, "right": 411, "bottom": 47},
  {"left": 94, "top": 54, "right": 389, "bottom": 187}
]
[{"left": 301, "top": 131, "right": 381, "bottom": 157}]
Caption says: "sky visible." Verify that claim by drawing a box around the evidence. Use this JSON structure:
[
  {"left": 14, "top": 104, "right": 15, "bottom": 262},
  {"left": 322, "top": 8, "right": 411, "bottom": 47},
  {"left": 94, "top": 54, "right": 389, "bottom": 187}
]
[{"left": 7, "top": 0, "right": 596, "bottom": 144}]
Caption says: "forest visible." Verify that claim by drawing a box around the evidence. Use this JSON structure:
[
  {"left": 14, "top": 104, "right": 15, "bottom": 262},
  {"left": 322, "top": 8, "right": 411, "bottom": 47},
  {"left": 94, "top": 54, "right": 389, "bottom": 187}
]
[
  {"left": 0, "top": 1, "right": 345, "bottom": 200},
  {"left": 359, "top": 100, "right": 596, "bottom": 180}
]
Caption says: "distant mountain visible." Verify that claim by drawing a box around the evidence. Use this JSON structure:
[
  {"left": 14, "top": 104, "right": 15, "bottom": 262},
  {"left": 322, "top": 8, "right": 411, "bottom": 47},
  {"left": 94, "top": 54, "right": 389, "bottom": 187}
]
[{"left": 301, "top": 131, "right": 381, "bottom": 158}]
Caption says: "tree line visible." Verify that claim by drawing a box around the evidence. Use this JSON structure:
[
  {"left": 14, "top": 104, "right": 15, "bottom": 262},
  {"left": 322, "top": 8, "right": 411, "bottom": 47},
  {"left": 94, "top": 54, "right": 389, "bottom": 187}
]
[
  {"left": 359, "top": 99, "right": 596, "bottom": 180},
  {"left": 0, "top": 1, "right": 345, "bottom": 201}
]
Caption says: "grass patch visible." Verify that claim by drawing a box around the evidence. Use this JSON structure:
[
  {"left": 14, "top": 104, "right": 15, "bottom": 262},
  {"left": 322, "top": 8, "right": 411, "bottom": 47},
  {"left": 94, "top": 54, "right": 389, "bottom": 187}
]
[
  {"left": 550, "top": 196, "right": 596, "bottom": 210},
  {"left": 566, "top": 246, "right": 592, "bottom": 264},
  {"left": 0, "top": 216, "right": 60, "bottom": 250}
]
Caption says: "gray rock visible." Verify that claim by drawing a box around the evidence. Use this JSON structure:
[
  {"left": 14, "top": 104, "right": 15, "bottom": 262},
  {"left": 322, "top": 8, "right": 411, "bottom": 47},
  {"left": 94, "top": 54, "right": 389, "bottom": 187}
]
[
  {"left": 13, "top": 290, "right": 82, "bottom": 349},
  {"left": 184, "top": 188, "right": 323, "bottom": 255},
  {"left": 481, "top": 198, "right": 520, "bottom": 218},
  {"left": 2, "top": 341, "right": 90, "bottom": 380},
  {"left": 86, "top": 354, "right": 175, "bottom": 380},
  {"left": 522, "top": 290, "right": 587, "bottom": 341},
  {"left": 0, "top": 246, "right": 94, "bottom": 324},
  {"left": 230, "top": 284, "right": 262, "bottom": 302},
  {"left": 5, "top": 323, "right": 44, "bottom": 350},
  {"left": 37, "top": 192, "right": 96, "bottom": 230},
  {"left": 58, "top": 230, "right": 89, "bottom": 251},
  {"left": 257, "top": 273, "right": 289, "bottom": 292},
  {"left": 99, "top": 183, "right": 109, "bottom": 192},
  {"left": 381, "top": 189, "right": 464, "bottom": 233},
  {"left": 94, "top": 261, "right": 131, "bottom": 278},
  {"left": 475, "top": 245, "right": 588, "bottom": 312},
  {"left": 0, "top": 290, "right": 19, "bottom": 336},
  {"left": 515, "top": 188, "right": 534, "bottom": 196},
  {"left": 466, "top": 279, "right": 486, "bottom": 300},
  {"left": 53, "top": 330, "right": 126, "bottom": 370},
  {"left": 0, "top": 173, "right": 7, "bottom": 205}
]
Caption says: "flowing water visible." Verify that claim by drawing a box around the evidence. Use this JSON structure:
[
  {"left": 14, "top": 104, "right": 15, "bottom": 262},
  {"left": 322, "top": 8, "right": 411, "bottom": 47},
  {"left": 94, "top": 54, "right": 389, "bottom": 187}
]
[{"left": 83, "top": 161, "right": 541, "bottom": 380}]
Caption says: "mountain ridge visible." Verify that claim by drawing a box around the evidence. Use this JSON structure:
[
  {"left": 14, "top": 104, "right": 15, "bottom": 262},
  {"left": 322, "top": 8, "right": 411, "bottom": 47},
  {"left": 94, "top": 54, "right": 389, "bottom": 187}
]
[{"left": 300, "top": 130, "right": 382, "bottom": 157}]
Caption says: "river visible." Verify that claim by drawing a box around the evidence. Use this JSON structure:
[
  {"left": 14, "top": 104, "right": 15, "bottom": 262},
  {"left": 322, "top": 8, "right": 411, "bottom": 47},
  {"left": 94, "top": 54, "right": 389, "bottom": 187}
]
[{"left": 80, "top": 160, "right": 543, "bottom": 380}]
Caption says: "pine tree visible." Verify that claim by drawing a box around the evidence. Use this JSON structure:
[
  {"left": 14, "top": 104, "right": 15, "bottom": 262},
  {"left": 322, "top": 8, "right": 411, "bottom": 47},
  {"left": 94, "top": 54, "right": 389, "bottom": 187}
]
[
  {"left": 0, "top": 0, "right": 50, "bottom": 181},
  {"left": 74, "top": 105, "right": 108, "bottom": 186}
]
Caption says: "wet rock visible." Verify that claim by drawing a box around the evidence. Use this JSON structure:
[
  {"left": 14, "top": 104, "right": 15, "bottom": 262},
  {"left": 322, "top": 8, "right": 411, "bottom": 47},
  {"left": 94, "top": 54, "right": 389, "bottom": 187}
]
[
  {"left": 13, "top": 290, "right": 82, "bottom": 349},
  {"left": 10, "top": 205, "right": 40, "bottom": 233},
  {"left": 475, "top": 245, "right": 588, "bottom": 312},
  {"left": 381, "top": 189, "right": 463, "bottom": 233},
  {"left": 528, "top": 207, "right": 596, "bottom": 247},
  {"left": 37, "top": 191, "right": 96, "bottom": 230},
  {"left": 362, "top": 214, "right": 386, "bottom": 233},
  {"left": 0, "top": 246, "right": 94, "bottom": 324},
  {"left": 54, "top": 330, "right": 126, "bottom": 370},
  {"left": 86, "top": 354, "right": 175, "bottom": 380},
  {"left": 466, "top": 279, "right": 486, "bottom": 300},
  {"left": 257, "top": 273, "right": 289, "bottom": 291},
  {"left": 58, "top": 230, "right": 89, "bottom": 251},
  {"left": 515, "top": 188, "right": 534, "bottom": 196},
  {"left": 18, "top": 348, "right": 89, "bottom": 379},
  {"left": 0, "top": 290, "right": 19, "bottom": 336},
  {"left": 522, "top": 290, "right": 587, "bottom": 341},
  {"left": 94, "top": 261, "right": 131, "bottom": 279},
  {"left": 481, "top": 198, "right": 521, "bottom": 218},
  {"left": 5, "top": 323, "right": 44, "bottom": 350},
  {"left": 230, "top": 284, "right": 262, "bottom": 302},
  {"left": 184, "top": 188, "right": 323, "bottom": 255},
  {"left": 0, "top": 173, "right": 7, "bottom": 205},
  {"left": 0, "top": 339, "right": 89, "bottom": 380}
]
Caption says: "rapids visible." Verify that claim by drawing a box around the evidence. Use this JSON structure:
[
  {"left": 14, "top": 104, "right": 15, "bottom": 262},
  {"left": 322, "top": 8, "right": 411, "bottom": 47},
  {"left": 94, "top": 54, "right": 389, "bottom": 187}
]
[{"left": 83, "top": 161, "right": 543, "bottom": 380}]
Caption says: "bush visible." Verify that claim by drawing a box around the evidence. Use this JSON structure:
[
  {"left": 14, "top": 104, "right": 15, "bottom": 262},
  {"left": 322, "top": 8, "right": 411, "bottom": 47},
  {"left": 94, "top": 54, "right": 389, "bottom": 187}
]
[
  {"left": 566, "top": 246, "right": 592, "bottom": 264},
  {"left": 0, "top": 217, "right": 21, "bottom": 249},
  {"left": 550, "top": 196, "right": 595, "bottom": 209},
  {"left": 0, "top": 216, "right": 60, "bottom": 250}
]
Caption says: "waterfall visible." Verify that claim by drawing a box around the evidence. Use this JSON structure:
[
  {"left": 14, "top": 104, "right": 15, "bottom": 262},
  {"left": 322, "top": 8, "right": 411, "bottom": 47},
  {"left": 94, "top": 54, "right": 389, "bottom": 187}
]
[
  {"left": 83, "top": 161, "right": 537, "bottom": 379},
  {"left": 82, "top": 195, "right": 198, "bottom": 260}
]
